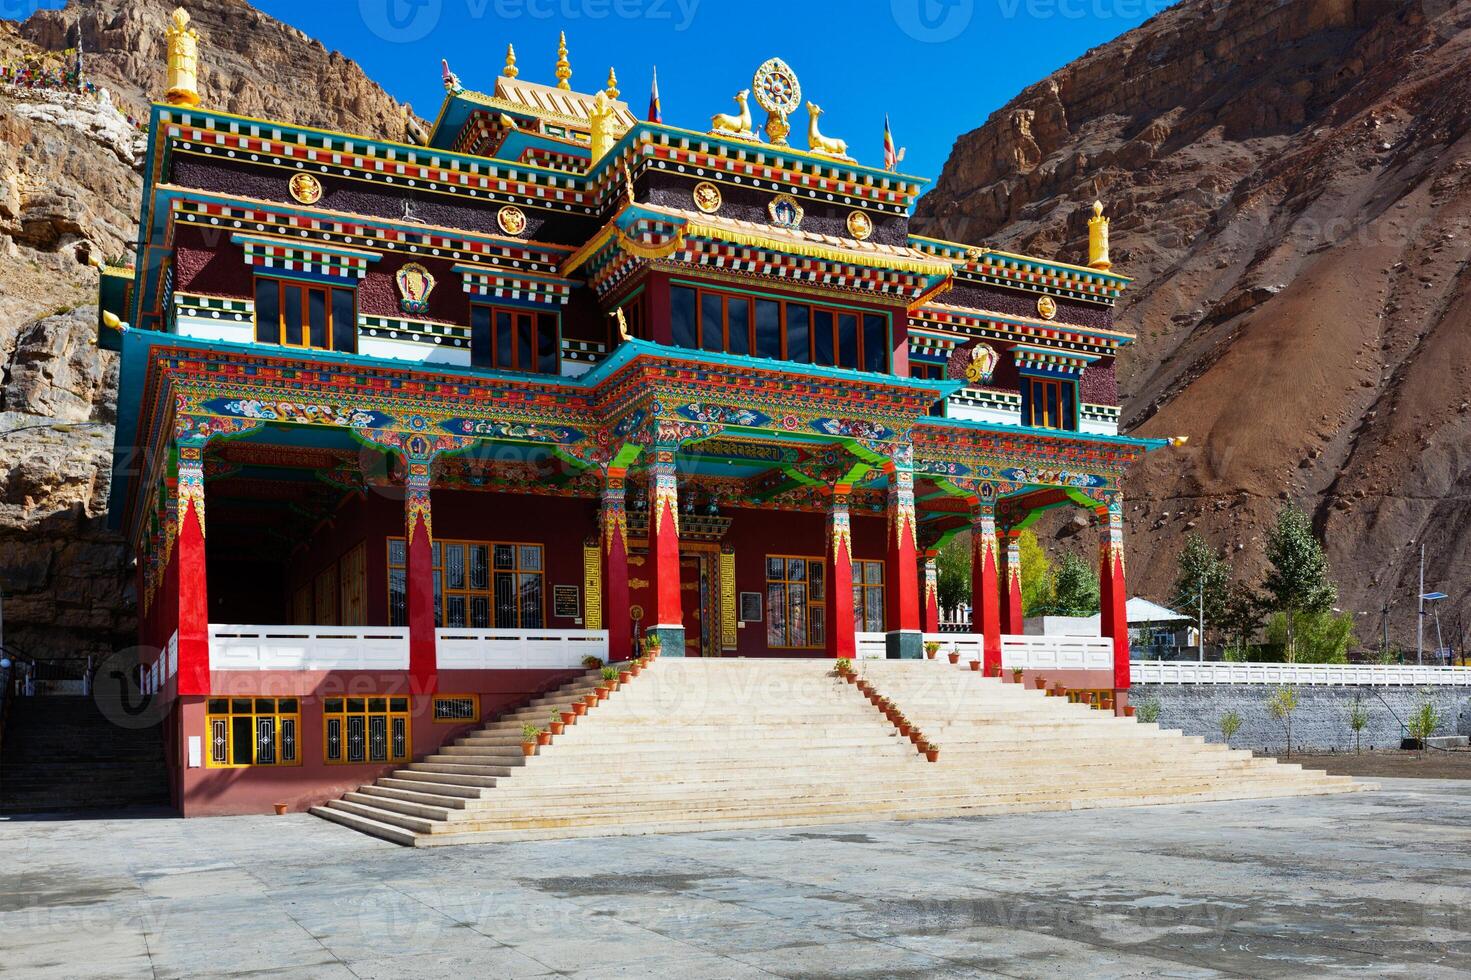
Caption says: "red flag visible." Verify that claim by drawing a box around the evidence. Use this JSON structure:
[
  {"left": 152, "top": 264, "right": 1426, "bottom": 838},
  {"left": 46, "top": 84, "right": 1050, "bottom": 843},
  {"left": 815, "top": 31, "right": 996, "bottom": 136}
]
[{"left": 648, "top": 66, "right": 662, "bottom": 124}]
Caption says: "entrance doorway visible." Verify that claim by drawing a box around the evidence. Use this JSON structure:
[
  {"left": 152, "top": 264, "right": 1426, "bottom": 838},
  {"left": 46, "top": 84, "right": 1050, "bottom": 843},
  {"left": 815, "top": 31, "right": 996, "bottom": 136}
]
[{"left": 680, "top": 544, "right": 722, "bottom": 657}]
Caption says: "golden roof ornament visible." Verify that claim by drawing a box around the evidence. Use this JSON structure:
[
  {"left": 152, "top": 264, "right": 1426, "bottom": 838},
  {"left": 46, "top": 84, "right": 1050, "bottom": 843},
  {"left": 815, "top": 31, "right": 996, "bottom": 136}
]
[
  {"left": 164, "top": 7, "right": 201, "bottom": 108},
  {"left": 503, "top": 43, "right": 518, "bottom": 79},
  {"left": 1087, "top": 199, "right": 1112, "bottom": 271},
  {"left": 588, "top": 90, "right": 616, "bottom": 163},
  {"left": 709, "top": 89, "right": 754, "bottom": 140},
  {"left": 605, "top": 67, "right": 619, "bottom": 100},
  {"left": 805, "top": 102, "right": 852, "bottom": 162},
  {"left": 555, "top": 32, "right": 572, "bottom": 90},
  {"left": 752, "top": 58, "right": 801, "bottom": 147}
]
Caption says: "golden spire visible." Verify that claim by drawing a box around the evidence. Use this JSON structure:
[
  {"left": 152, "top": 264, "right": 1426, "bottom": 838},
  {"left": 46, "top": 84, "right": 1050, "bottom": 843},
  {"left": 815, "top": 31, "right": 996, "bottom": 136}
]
[
  {"left": 503, "top": 43, "right": 518, "bottom": 79},
  {"left": 1087, "top": 199, "right": 1112, "bottom": 271},
  {"left": 589, "top": 91, "right": 615, "bottom": 163},
  {"left": 164, "top": 7, "right": 202, "bottom": 108},
  {"left": 605, "top": 66, "right": 619, "bottom": 100},
  {"left": 555, "top": 31, "right": 571, "bottom": 90}
]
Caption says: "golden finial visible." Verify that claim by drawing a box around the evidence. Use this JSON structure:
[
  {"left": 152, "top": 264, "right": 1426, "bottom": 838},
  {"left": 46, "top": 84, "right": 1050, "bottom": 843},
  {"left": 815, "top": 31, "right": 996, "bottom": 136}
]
[
  {"left": 503, "top": 43, "right": 518, "bottom": 79},
  {"left": 555, "top": 32, "right": 571, "bottom": 90},
  {"left": 605, "top": 66, "right": 619, "bottom": 100},
  {"left": 589, "top": 91, "right": 615, "bottom": 162},
  {"left": 164, "top": 7, "right": 202, "bottom": 108},
  {"left": 1087, "top": 199, "right": 1112, "bottom": 271}
]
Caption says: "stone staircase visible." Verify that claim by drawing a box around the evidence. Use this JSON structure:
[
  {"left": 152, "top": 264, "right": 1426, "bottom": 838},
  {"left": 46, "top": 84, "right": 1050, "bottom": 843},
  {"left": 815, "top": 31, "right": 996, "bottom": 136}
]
[{"left": 311, "top": 658, "right": 1367, "bottom": 847}]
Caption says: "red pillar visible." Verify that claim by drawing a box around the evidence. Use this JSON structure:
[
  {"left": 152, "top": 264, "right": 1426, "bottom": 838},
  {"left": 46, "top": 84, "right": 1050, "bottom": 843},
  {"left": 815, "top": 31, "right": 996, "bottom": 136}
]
[
  {"left": 1099, "top": 501, "right": 1130, "bottom": 692},
  {"left": 1000, "top": 529, "right": 1024, "bottom": 634},
  {"left": 883, "top": 461, "right": 921, "bottom": 658},
  {"left": 825, "top": 486, "right": 857, "bottom": 659},
  {"left": 174, "top": 443, "right": 209, "bottom": 696},
  {"left": 647, "top": 449, "right": 685, "bottom": 653},
  {"left": 920, "top": 548, "right": 940, "bottom": 634},
  {"left": 602, "top": 469, "right": 632, "bottom": 662},
  {"left": 405, "top": 468, "right": 437, "bottom": 693},
  {"left": 970, "top": 501, "right": 1001, "bottom": 674}
]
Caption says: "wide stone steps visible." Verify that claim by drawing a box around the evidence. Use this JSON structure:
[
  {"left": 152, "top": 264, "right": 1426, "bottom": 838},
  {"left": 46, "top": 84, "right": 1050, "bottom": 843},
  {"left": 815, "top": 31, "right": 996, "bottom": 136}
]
[{"left": 313, "top": 658, "right": 1369, "bottom": 846}]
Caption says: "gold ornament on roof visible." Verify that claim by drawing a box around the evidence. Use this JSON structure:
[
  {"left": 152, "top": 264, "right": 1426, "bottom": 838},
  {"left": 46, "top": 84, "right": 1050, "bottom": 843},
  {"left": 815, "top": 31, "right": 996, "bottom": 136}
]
[
  {"left": 768, "top": 193, "right": 804, "bottom": 230},
  {"left": 588, "top": 90, "right": 616, "bottom": 163},
  {"left": 555, "top": 32, "right": 572, "bottom": 90},
  {"left": 288, "top": 172, "right": 322, "bottom": 205},
  {"left": 806, "top": 103, "right": 853, "bottom": 162},
  {"left": 503, "top": 43, "right": 518, "bottom": 79},
  {"left": 1087, "top": 199, "right": 1112, "bottom": 271},
  {"left": 752, "top": 58, "right": 801, "bottom": 147},
  {"left": 846, "top": 210, "right": 873, "bottom": 240},
  {"left": 709, "top": 89, "right": 755, "bottom": 140},
  {"left": 605, "top": 67, "right": 619, "bottom": 99},
  {"left": 497, "top": 205, "right": 528, "bottom": 236},
  {"left": 692, "top": 181, "right": 722, "bottom": 214},
  {"left": 965, "top": 344, "right": 999, "bottom": 385},
  {"left": 164, "top": 7, "right": 202, "bottom": 108},
  {"left": 1036, "top": 295, "right": 1057, "bottom": 319}
]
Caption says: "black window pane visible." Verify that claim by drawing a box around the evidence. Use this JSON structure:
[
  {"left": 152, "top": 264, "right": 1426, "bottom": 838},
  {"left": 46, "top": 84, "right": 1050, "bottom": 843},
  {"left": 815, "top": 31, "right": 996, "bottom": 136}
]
[
  {"left": 495, "top": 311, "right": 513, "bottom": 368},
  {"left": 388, "top": 569, "right": 406, "bottom": 627},
  {"left": 537, "top": 313, "right": 558, "bottom": 374},
  {"left": 308, "top": 288, "right": 329, "bottom": 349},
  {"left": 755, "top": 300, "right": 781, "bottom": 358},
  {"left": 516, "top": 314, "right": 533, "bottom": 371},
  {"left": 671, "top": 285, "right": 697, "bottom": 348},
  {"left": 786, "top": 304, "right": 809, "bottom": 363},
  {"left": 254, "top": 279, "right": 279, "bottom": 343},
  {"left": 332, "top": 288, "right": 356, "bottom": 353},
  {"left": 231, "top": 716, "right": 252, "bottom": 765},
  {"left": 863, "top": 314, "right": 887, "bottom": 373},
  {"left": 837, "top": 313, "right": 859, "bottom": 369},
  {"left": 282, "top": 286, "right": 303, "bottom": 346},
  {"left": 728, "top": 298, "right": 750, "bottom": 356},
  {"left": 471, "top": 306, "right": 492, "bottom": 368},
  {"left": 813, "top": 310, "right": 835, "bottom": 367},
  {"left": 701, "top": 291, "right": 724, "bottom": 352},
  {"left": 520, "top": 573, "right": 543, "bottom": 628}
]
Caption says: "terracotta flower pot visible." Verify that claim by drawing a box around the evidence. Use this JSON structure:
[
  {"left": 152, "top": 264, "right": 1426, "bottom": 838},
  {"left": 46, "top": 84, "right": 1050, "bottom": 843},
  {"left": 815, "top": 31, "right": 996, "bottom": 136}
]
[
  {"left": 549, "top": 721, "right": 565, "bottom": 735},
  {"left": 1012, "top": 671, "right": 1024, "bottom": 684},
  {"left": 521, "top": 742, "right": 536, "bottom": 757},
  {"left": 619, "top": 671, "right": 632, "bottom": 684},
  {"left": 925, "top": 749, "right": 939, "bottom": 763},
  {"left": 897, "top": 724, "right": 910, "bottom": 737},
  {"left": 561, "top": 711, "right": 576, "bottom": 725},
  {"left": 536, "top": 732, "right": 551, "bottom": 746},
  {"left": 572, "top": 701, "right": 587, "bottom": 716},
  {"left": 273, "top": 803, "right": 289, "bottom": 815},
  {"left": 1034, "top": 677, "right": 1047, "bottom": 690},
  {"left": 968, "top": 660, "right": 981, "bottom": 672},
  {"left": 584, "top": 694, "right": 598, "bottom": 708},
  {"left": 947, "top": 653, "right": 959, "bottom": 664},
  {"left": 595, "top": 687, "right": 609, "bottom": 701},
  {"left": 1124, "top": 705, "right": 1136, "bottom": 717},
  {"left": 925, "top": 649, "right": 937, "bottom": 660}
]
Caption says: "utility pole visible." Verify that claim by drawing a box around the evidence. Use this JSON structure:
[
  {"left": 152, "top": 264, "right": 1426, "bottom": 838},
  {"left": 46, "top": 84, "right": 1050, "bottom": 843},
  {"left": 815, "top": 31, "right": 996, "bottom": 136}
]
[
  {"left": 1417, "top": 542, "right": 1424, "bottom": 666},
  {"left": 1198, "top": 578, "right": 1205, "bottom": 662}
]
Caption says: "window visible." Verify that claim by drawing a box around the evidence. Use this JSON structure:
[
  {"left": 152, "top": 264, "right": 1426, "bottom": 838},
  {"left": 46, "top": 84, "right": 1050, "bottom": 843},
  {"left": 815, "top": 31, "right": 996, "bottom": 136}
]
[
  {"left": 1022, "top": 377, "right": 1077, "bottom": 431},
  {"left": 253, "top": 276, "right": 356, "bottom": 352},
  {"left": 470, "top": 304, "right": 559, "bottom": 374},
  {"left": 765, "top": 556, "right": 825, "bottom": 649},
  {"left": 206, "top": 697, "right": 301, "bottom": 768},
  {"left": 852, "top": 560, "right": 885, "bottom": 633},
  {"left": 324, "top": 696, "right": 411, "bottom": 764},
  {"left": 670, "top": 284, "right": 890, "bottom": 373},
  {"left": 432, "top": 695, "right": 480, "bottom": 723},
  {"left": 388, "top": 538, "right": 544, "bottom": 629}
]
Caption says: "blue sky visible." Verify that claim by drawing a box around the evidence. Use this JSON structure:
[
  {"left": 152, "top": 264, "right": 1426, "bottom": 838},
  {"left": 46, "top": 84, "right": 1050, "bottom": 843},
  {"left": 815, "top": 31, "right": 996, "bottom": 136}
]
[{"left": 12, "top": 0, "right": 1172, "bottom": 180}]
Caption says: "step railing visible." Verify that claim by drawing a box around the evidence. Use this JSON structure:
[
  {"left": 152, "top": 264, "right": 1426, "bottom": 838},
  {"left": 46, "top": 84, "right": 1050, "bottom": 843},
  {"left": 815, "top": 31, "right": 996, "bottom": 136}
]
[
  {"left": 1133, "top": 660, "right": 1471, "bottom": 686},
  {"left": 856, "top": 633, "right": 1113, "bottom": 671},
  {"left": 436, "top": 628, "right": 608, "bottom": 670},
  {"left": 208, "top": 625, "right": 409, "bottom": 671}
]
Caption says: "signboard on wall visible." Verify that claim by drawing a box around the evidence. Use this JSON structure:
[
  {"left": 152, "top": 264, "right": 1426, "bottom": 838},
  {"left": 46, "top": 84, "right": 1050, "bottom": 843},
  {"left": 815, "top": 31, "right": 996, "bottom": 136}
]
[
  {"left": 553, "top": 585, "right": 581, "bottom": 620},
  {"left": 739, "top": 592, "right": 763, "bottom": 622}
]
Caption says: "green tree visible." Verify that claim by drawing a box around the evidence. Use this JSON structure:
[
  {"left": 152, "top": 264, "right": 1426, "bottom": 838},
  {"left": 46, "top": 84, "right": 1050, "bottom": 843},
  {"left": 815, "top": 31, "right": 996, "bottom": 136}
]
[
  {"left": 1406, "top": 700, "right": 1443, "bottom": 755},
  {"left": 1267, "top": 686, "right": 1300, "bottom": 757},
  {"left": 1050, "top": 552, "right": 1099, "bottom": 616},
  {"left": 935, "top": 534, "right": 970, "bottom": 616},
  {"left": 1220, "top": 581, "right": 1267, "bottom": 659},
  {"left": 1265, "top": 609, "right": 1355, "bottom": 664},
  {"left": 1219, "top": 709, "right": 1243, "bottom": 747},
  {"left": 1171, "top": 533, "right": 1229, "bottom": 642},
  {"left": 1017, "top": 529, "right": 1052, "bottom": 616},
  {"left": 1348, "top": 699, "right": 1369, "bottom": 754},
  {"left": 1263, "top": 505, "right": 1337, "bottom": 662}
]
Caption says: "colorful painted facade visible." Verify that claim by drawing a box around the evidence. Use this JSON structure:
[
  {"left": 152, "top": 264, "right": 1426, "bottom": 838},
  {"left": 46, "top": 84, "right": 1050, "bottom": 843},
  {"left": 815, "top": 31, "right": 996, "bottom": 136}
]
[{"left": 99, "top": 16, "right": 1164, "bottom": 815}]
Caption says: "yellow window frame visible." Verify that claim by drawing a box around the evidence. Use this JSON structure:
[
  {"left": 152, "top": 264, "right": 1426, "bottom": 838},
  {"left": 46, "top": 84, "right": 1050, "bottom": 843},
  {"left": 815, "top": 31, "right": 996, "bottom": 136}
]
[
  {"left": 205, "top": 697, "right": 303, "bottom": 769},
  {"left": 322, "top": 695, "right": 413, "bottom": 765},
  {"left": 765, "top": 554, "right": 826, "bottom": 650},
  {"left": 432, "top": 694, "right": 480, "bottom": 724}
]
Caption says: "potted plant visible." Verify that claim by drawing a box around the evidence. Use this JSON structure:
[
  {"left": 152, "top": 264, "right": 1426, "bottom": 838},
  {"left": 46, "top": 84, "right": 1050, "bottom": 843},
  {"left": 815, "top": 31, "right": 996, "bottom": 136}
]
[
  {"left": 582, "top": 655, "right": 605, "bottom": 670},
  {"left": 642, "top": 633, "right": 662, "bottom": 657},
  {"left": 1055, "top": 684, "right": 1067, "bottom": 698},
  {"left": 561, "top": 709, "right": 576, "bottom": 727},
  {"left": 1034, "top": 675, "right": 1047, "bottom": 691},
  {"left": 521, "top": 723, "right": 540, "bottom": 757},
  {"left": 947, "top": 647, "right": 960, "bottom": 665},
  {"left": 571, "top": 700, "right": 587, "bottom": 716},
  {"left": 989, "top": 663, "right": 1003, "bottom": 678},
  {"left": 601, "top": 666, "right": 619, "bottom": 692},
  {"left": 1011, "top": 667, "right": 1024, "bottom": 684},
  {"left": 548, "top": 709, "right": 565, "bottom": 736},
  {"left": 922, "top": 741, "right": 939, "bottom": 763},
  {"left": 273, "top": 802, "right": 289, "bottom": 815},
  {"left": 833, "top": 657, "right": 853, "bottom": 680},
  {"left": 618, "top": 666, "right": 633, "bottom": 684},
  {"left": 583, "top": 692, "right": 599, "bottom": 709},
  {"left": 924, "top": 641, "right": 941, "bottom": 660},
  {"left": 968, "top": 659, "right": 981, "bottom": 672},
  {"left": 1123, "top": 705, "right": 1136, "bottom": 718}
]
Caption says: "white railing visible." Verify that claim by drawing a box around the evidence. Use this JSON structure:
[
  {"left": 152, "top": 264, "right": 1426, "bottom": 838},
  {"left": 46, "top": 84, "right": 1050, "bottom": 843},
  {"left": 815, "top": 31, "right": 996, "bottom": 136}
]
[
  {"left": 209, "top": 625, "right": 410, "bottom": 671},
  {"left": 435, "top": 628, "right": 607, "bottom": 670},
  {"left": 925, "top": 634, "right": 984, "bottom": 662},
  {"left": 855, "top": 632, "right": 887, "bottom": 660},
  {"left": 1002, "top": 634, "right": 1114, "bottom": 671},
  {"left": 1134, "top": 660, "right": 1471, "bottom": 686}
]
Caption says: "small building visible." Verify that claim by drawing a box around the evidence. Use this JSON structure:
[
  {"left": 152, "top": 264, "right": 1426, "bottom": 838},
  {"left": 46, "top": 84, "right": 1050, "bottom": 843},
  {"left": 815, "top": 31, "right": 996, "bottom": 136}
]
[{"left": 1024, "top": 597, "right": 1197, "bottom": 655}]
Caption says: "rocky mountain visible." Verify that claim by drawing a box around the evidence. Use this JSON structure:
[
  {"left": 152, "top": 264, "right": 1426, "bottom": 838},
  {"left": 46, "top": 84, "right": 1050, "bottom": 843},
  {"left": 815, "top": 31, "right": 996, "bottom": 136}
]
[
  {"left": 0, "top": 0, "right": 411, "bottom": 663},
  {"left": 914, "top": 0, "right": 1471, "bottom": 650}
]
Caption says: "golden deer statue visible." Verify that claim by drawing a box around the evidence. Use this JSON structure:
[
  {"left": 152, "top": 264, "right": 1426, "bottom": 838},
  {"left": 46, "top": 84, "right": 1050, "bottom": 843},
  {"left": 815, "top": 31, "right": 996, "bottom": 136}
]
[
  {"left": 806, "top": 103, "right": 850, "bottom": 160},
  {"left": 710, "top": 90, "right": 753, "bottom": 138}
]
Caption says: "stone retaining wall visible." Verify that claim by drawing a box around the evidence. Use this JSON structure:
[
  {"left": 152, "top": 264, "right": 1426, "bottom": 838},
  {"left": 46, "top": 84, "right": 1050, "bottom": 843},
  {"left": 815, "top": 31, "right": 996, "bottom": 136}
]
[{"left": 1127, "top": 684, "right": 1471, "bottom": 753}]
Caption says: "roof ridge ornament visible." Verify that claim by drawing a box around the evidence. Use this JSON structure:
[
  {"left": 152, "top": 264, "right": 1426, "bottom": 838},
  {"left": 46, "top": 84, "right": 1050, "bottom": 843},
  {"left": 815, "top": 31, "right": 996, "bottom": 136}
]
[
  {"left": 441, "top": 59, "right": 463, "bottom": 94},
  {"left": 752, "top": 57, "right": 800, "bottom": 148},
  {"left": 1088, "top": 199, "right": 1112, "bottom": 271},
  {"left": 605, "top": 66, "right": 619, "bottom": 100},
  {"left": 555, "top": 32, "right": 572, "bottom": 90},
  {"left": 164, "top": 7, "right": 201, "bottom": 108},
  {"left": 503, "top": 43, "right": 518, "bottom": 79}
]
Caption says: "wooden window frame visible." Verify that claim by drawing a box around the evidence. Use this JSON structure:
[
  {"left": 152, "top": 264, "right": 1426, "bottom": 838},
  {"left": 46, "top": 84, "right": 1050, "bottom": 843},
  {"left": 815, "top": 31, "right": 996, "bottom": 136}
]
[
  {"left": 253, "top": 275, "right": 355, "bottom": 353},
  {"left": 852, "top": 560, "right": 885, "bottom": 633},
  {"left": 431, "top": 694, "right": 481, "bottom": 724},
  {"left": 1022, "top": 376, "right": 1077, "bottom": 431},
  {"left": 470, "top": 302, "right": 560, "bottom": 374},
  {"left": 205, "top": 697, "right": 302, "bottom": 769},
  {"left": 323, "top": 695, "right": 412, "bottom": 765},
  {"left": 671, "top": 283, "right": 891, "bottom": 373},
  {"left": 765, "top": 554, "right": 827, "bottom": 650},
  {"left": 387, "top": 538, "right": 545, "bottom": 629}
]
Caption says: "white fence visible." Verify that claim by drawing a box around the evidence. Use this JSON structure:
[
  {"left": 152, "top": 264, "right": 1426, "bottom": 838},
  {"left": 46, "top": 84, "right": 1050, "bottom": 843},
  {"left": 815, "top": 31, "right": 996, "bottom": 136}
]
[
  {"left": 853, "top": 632, "right": 1113, "bottom": 671},
  {"left": 435, "top": 628, "right": 607, "bottom": 670},
  {"left": 209, "top": 625, "right": 410, "bottom": 671},
  {"left": 1133, "top": 660, "right": 1471, "bottom": 686}
]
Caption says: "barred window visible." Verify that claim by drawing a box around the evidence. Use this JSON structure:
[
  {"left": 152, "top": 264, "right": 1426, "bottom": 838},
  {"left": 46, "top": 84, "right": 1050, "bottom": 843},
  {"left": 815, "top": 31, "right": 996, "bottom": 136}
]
[
  {"left": 432, "top": 695, "right": 480, "bottom": 723},
  {"left": 324, "top": 696, "right": 411, "bottom": 765},
  {"left": 852, "top": 561, "right": 885, "bottom": 633},
  {"left": 389, "top": 539, "right": 544, "bottom": 629},
  {"left": 766, "top": 556, "right": 825, "bottom": 650},
  {"left": 206, "top": 697, "right": 300, "bottom": 768}
]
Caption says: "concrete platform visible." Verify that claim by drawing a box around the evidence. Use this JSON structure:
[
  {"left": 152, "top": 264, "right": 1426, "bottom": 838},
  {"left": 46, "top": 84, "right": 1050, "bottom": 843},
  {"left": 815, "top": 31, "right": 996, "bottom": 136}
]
[{"left": 2, "top": 778, "right": 1468, "bottom": 977}]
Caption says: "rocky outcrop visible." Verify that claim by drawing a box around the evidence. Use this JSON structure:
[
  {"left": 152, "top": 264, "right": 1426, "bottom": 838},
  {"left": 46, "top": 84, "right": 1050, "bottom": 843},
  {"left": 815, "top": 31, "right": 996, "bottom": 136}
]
[
  {"left": 914, "top": 0, "right": 1471, "bottom": 645},
  {"left": 0, "top": 1, "right": 412, "bottom": 664}
]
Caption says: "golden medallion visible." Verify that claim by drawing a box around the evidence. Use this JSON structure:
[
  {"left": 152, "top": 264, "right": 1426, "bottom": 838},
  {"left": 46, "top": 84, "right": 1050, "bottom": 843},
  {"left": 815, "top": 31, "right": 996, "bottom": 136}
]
[
  {"left": 497, "top": 205, "right": 528, "bottom": 236},
  {"left": 768, "top": 193, "right": 804, "bottom": 230},
  {"left": 692, "top": 181, "right": 722, "bottom": 214},
  {"left": 1036, "top": 295, "right": 1058, "bottom": 320},
  {"left": 288, "top": 172, "right": 323, "bottom": 205},
  {"left": 846, "top": 210, "right": 873, "bottom": 241}
]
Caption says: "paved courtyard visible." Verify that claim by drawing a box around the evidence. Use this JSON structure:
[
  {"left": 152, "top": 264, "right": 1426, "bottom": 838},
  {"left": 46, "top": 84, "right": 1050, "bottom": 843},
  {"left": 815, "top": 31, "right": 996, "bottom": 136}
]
[{"left": 2, "top": 778, "right": 1468, "bottom": 978}]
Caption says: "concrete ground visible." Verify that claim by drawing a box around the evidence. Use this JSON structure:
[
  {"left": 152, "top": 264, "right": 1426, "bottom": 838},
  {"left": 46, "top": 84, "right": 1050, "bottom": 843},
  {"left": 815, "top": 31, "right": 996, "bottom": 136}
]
[{"left": 2, "top": 780, "right": 1468, "bottom": 979}]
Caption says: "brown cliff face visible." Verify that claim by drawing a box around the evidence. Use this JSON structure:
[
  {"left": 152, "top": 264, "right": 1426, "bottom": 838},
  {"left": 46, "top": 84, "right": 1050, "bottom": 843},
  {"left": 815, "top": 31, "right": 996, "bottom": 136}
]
[
  {"left": 913, "top": 0, "right": 1471, "bottom": 647},
  {"left": 0, "top": 0, "right": 411, "bottom": 663}
]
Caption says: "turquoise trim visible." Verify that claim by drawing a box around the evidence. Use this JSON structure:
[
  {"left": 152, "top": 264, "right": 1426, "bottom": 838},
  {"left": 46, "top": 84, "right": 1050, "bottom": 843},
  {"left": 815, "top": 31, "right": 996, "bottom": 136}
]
[{"left": 917, "top": 415, "right": 1167, "bottom": 451}]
